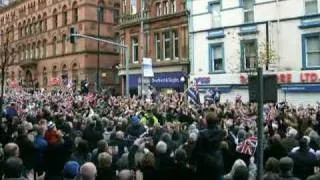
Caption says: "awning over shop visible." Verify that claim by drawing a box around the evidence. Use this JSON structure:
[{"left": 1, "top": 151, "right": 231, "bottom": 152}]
[{"left": 281, "top": 84, "right": 320, "bottom": 92}]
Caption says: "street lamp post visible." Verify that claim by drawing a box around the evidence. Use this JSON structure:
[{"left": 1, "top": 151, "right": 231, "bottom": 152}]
[{"left": 96, "top": 1, "right": 104, "bottom": 92}]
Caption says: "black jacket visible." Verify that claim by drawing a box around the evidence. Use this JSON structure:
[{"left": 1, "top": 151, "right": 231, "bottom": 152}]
[{"left": 193, "top": 125, "right": 224, "bottom": 180}]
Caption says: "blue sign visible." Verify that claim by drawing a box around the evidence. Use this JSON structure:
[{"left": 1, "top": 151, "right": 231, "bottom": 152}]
[
  {"left": 129, "top": 72, "right": 184, "bottom": 88},
  {"left": 281, "top": 84, "right": 320, "bottom": 92},
  {"left": 207, "top": 29, "right": 225, "bottom": 39},
  {"left": 194, "top": 77, "right": 210, "bottom": 85}
]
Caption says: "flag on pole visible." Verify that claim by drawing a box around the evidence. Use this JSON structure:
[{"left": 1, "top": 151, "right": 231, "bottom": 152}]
[
  {"left": 187, "top": 83, "right": 200, "bottom": 104},
  {"left": 236, "top": 136, "right": 257, "bottom": 156}
]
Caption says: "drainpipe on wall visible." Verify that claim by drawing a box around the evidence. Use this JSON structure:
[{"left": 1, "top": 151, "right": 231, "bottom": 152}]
[
  {"left": 186, "top": 0, "right": 194, "bottom": 77},
  {"left": 276, "top": 0, "right": 280, "bottom": 70}
]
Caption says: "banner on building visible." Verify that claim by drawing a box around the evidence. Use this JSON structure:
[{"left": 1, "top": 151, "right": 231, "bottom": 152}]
[{"left": 143, "top": 57, "right": 154, "bottom": 77}]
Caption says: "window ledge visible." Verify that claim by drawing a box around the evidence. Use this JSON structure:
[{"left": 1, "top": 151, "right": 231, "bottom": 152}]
[
  {"left": 301, "top": 67, "right": 320, "bottom": 70},
  {"left": 208, "top": 71, "right": 226, "bottom": 74},
  {"left": 299, "top": 24, "right": 320, "bottom": 29}
]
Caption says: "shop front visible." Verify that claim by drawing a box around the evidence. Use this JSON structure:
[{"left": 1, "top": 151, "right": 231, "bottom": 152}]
[
  {"left": 192, "top": 70, "right": 320, "bottom": 105},
  {"left": 129, "top": 71, "right": 185, "bottom": 94}
]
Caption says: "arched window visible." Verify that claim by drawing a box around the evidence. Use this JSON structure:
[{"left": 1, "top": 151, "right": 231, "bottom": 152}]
[
  {"left": 43, "top": 67, "right": 48, "bottom": 87},
  {"left": 20, "top": 45, "right": 24, "bottom": 61},
  {"left": 62, "top": 5, "right": 68, "bottom": 26},
  {"left": 61, "top": 64, "right": 68, "bottom": 85},
  {"left": 52, "top": 65, "right": 58, "bottom": 78},
  {"left": 32, "top": 17, "right": 36, "bottom": 34},
  {"left": 61, "top": 34, "right": 66, "bottom": 54},
  {"left": 52, "top": 9, "right": 58, "bottom": 28},
  {"left": 27, "top": 19, "right": 31, "bottom": 35},
  {"left": 26, "top": 44, "right": 30, "bottom": 60},
  {"left": 43, "top": 13, "right": 47, "bottom": 31},
  {"left": 72, "top": 62, "right": 78, "bottom": 86},
  {"left": 72, "top": 2, "right": 78, "bottom": 23},
  {"left": 42, "top": 39, "right": 47, "bottom": 58},
  {"left": 52, "top": 37, "right": 57, "bottom": 56},
  {"left": 36, "top": 41, "right": 41, "bottom": 59},
  {"left": 38, "top": 15, "right": 42, "bottom": 33},
  {"left": 31, "top": 43, "right": 36, "bottom": 59},
  {"left": 18, "top": 22, "right": 22, "bottom": 38}
]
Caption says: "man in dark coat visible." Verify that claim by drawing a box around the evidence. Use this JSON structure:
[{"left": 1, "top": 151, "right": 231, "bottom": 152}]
[
  {"left": 193, "top": 111, "right": 225, "bottom": 180},
  {"left": 289, "top": 137, "right": 317, "bottom": 179}
]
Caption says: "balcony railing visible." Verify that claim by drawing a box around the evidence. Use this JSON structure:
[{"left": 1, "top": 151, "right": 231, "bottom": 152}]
[
  {"left": 119, "top": 10, "right": 188, "bottom": 26},
  {"left": 120, "top": 10, "right": 150, "bottom": 25},
  {"left": 20, "top": 59, "right": 38, "bottom": 67}
]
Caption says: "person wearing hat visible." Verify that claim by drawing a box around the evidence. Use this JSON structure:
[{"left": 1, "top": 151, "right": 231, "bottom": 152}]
[
  {"left": 126, "top": 116, "right": 145, "bottom": 138},
  {"left": 63, "top": 161, "right": 80, "bottom": 180},
  {"left": 44, "top": 122, "right": 60, "bottom": 145}
]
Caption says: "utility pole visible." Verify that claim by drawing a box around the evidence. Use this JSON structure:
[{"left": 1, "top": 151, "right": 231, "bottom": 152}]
[
  {"left": 140, "top": 0, "right": 144, "bottom": 96},
  {"left": 265, "top": 21, "right": 270, "bottom": 71},
  {"left": 257, "top": 66, "right": 264, "bottom": 180},
  {"left": 96, "top": 1, "right": 104, "bottom": 92}
]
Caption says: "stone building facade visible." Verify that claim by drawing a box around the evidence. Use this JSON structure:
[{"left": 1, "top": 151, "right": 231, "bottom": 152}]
[
  {"left": 0, "top": 0, "right": 120, "bottom": 92},
  {"left": 118, "top": 0, "right": 189, "bottom": 95}
]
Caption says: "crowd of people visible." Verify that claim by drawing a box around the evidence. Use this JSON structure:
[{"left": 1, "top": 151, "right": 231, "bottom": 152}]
[{"left": 0, "top": 89, "right": 320, "bottom": 180}]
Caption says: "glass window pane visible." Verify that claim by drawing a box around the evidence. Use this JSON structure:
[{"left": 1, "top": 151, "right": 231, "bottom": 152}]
[
  {"left": 307, "top": 53, "right": 320, "bottom": 66},
  {"left": 243, "top": 0, "right": 254, "bottom": 9},
  {"left": 214, "top": 59, "right": 223, "bottom": 71},
  {"left": 214, "top": 46, "right": 222, "bottom": 59},
  {"left": 306, "top": 0, "right": 318, "bottom": 14},
  {"left": 307, "top": 36, "right": 320, "bottom": 52}
]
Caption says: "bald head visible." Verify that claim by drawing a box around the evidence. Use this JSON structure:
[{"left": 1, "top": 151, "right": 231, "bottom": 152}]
[
  {"left": 80, "top": 162, "right": 97, "bottom": 180},
  {"left": 118, "top": 169, "right": 133, "bottom": 180},
  {"left": 4, "top": 143, "right": 19, "bottom": 158}
]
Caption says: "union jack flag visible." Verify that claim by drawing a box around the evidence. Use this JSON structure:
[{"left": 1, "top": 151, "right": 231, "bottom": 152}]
[
  {"left": 187, "top": 82, "right": 200, "bottom": 104},
  {"left": 236, "top": 136, "right": 257, "bottom": 156}
]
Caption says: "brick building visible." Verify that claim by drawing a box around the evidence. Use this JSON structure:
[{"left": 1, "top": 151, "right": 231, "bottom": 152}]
[
  {"left": 118, "top": 0, "right": 189, "bottom": 95},
  {"left": 0, "top": 0, "right": 120, "bottom": 92}
]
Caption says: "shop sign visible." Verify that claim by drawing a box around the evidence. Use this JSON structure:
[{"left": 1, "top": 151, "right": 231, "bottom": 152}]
[
  {"left": 240, "top": 71, "right": 320, "bottom": 84},
  {"left": 194, "top": 77, "right": 211, "bottom": 85}
]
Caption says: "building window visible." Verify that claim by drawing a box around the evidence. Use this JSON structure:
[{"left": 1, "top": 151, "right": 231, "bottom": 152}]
[
  {"left": 303, "top": 34, "right": 320, "bottom": 69},
  {"left": 43, "top": 67, "right": 48, "bottom": 87},
  {"left": 163, "top": 31, "right": 171, "bottom": 60},
  {"left": 43, "top": 13, "right": 47, "bottom": 31},
  {"left": 52, "top": 66, "right": 58, "bottom": 78},
  {"left": 241, "top": 39, "right": 257, "bottom": 71},
  {"left": 155, "top": 33, "right": 161, "bottom": 60},
  {"left": 209, "top": 43, "right": 224, "bottom": 72},
  {"left": 163, "top": 1, "right": 169, "bottom": 15},
  {"left": 131, "top": 37, "right": 139, "bottom": 63},
  {"left": 20, "top": 46, "right": 24, "bottom": 61},
  {"left": 130, "top": 0, "right": 137, "bottom": 14},
  {"left": 171, "top": 0, "right": 176, "bottom": 13},
  {"left": 39, "top": 20, "right": 43, "bottom": 32},
  {"left": 52, "top": 37, "right": 57, "bottom": 56},
  {"left": 210, "top": 1, "right": 221, "bottom": 28},
  {"left": 36, "top": 44, "right": 40, "bottom": 59},
  {"left": 42, "top": 40, "right": 47, "bottom": 58},
  {"left": 72, "top": 63, "right": 78, "bottom": 86},
  {"left": 173, "top": 30, "right": 179, "bottom": 59},
  {"left": 62, "top": 34, "right": 66, "bottom": 54},
  {"left": 242, "top": 0, "right": 254, "bottom": 23},
  {"left": 156, "top": 3, "right": 161, "bottom": 16},
  {"left": 305, "top": 0, "right": 318, "bottom": 15},
  {"left": 122, "top": 0, "right": 126, "bottom": 14},
  {"left": 72, "top": 2, "right": 78, "bottom": 23},
  {"left": 62, "top": 6, "right": 68, "bottom": 26},
  {"left": 52, "top": 9, "right": 58, "bottom": 28}
]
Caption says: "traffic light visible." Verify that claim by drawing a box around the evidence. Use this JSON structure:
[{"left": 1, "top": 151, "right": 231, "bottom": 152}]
[{"left": 69, "top": 27, "right": 76, "bottom": 44}]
